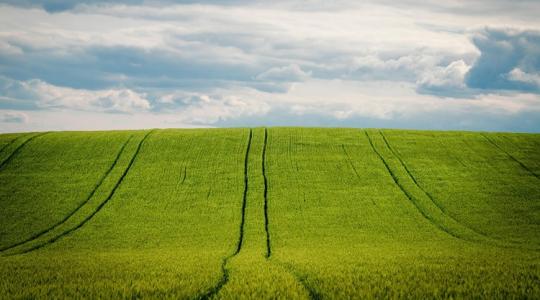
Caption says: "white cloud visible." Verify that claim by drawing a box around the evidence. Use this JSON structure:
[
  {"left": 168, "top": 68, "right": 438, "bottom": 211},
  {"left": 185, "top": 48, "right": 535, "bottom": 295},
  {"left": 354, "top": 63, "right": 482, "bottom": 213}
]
[
  {"left": 1, "top": 1, "right": 540, "bottom": 132},
  {"left": 0, "top": 111, "right": 28, "bottom": 123},
  {"left": 157, "top": 90, "right": 271, "bottom": 124},
  {"left": 31, "top": 81, "right": 151, "bottom": 113},
  {"left": 507, "top": 68, "right": 540, "bottom": 87},
  {"left": 0, "top": 109, "right": 205, "bottom": 133},
  {"left": 416, "top": 60, "right": 472, "bottom": 97},
  {"left": 0, "top": 77, "right": 151, "bottom": 113},
  {"left": 256, "top": 64, "right": 310, "bottom": 82},
  {"left": 0, "top": 40, "right": 22, "bottom": 55}
]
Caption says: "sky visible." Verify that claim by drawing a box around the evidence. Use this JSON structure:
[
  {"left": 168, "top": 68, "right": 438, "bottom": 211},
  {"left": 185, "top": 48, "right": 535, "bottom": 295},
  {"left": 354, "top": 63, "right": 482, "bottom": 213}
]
[{"left": 1, "top": 1, "right": 540, "bottom": 133}]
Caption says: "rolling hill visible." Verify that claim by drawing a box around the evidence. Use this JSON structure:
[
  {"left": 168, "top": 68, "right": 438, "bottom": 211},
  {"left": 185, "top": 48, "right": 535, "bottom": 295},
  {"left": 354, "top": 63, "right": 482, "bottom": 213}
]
[{"left": 0, "top": 128, "right": 539, "bottom": 299}]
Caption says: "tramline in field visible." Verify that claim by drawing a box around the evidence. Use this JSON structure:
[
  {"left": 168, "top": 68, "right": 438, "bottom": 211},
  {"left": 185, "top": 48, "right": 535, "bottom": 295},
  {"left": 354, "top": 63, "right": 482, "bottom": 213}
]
[{"left": 0, "top": 128, "right": 539, "bottom": 298}]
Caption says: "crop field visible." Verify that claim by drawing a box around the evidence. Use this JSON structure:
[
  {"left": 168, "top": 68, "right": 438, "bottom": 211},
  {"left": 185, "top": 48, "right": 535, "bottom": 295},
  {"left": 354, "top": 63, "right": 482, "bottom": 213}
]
[{"left": 0, "top": 128, "right": 539, "bottom": 299}]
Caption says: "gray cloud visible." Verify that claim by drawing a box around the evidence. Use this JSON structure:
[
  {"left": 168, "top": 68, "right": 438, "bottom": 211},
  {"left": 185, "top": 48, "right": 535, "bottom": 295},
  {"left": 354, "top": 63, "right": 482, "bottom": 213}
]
[
  {"left": 256, "top": 64, "right": 310, "bottom": 82},
  {"left": 465, "top": 28, "right": 540, "bottom": 93},
  {"left": 3, "top": 0, "right": 540, "bottom": 18},
  {"left": 0, "top": 43, "right": 259, "bottom": 90},
  {"left": 0, "top": 111, "right": 28, "bottom": 123},
  {"left": 0, "top": 3, "right": 476, "bottom": 98},
  {"left": 215, "top": 106, "right": 540, "bottom": 133},
  {"left": 0, "top": 0, "right": 247, "bottom": 12},
  {"left": 1, "top": 1, "right": 540, "bottom": 132},
  {"left": 415, "top": 28, "right": 540, "bottom": 98}
]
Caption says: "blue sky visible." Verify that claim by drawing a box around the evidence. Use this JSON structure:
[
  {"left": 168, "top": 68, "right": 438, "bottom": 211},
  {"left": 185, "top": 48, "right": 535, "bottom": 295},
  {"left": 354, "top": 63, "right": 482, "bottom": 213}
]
[{"left": 1, "top": 1, "right": 540, "bottom": 132}]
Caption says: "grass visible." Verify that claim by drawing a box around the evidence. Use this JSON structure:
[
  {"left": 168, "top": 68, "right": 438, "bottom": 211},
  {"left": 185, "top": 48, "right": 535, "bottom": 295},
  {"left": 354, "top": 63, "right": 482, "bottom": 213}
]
[{"left": 0, "top": 127, "right": 539, "bottom": 299}]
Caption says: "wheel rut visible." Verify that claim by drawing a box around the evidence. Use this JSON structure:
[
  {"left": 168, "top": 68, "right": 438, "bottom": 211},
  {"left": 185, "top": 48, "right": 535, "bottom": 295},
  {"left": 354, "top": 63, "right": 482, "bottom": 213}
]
[
  {"left": 181, "top": 166, "right": 187, "bottom": 185},
  {"left": 0, "top": 134, "right": 28, "bottom": 155},
  {"left": 3, "top": 130, "right": 155, "bottom": 255},
  {"left": 481, "top": 133, "right": 539, "bottom": 180},
  {"left": 200, "top": 128, "right": 316, "bottom": 299},
  {"left": 263, "top": 128, "right": 318, "bottom": 299},
  {"left": 0, "top": 132, "right": 49, "bottom": 171},
  {"left": 198, "top": 129, "right": 252, "bottom": 300},
  {"left": 363, "top": 130, "right": 464, "bottom": 241},
  {"left": 0, "top": 134, "right": 134, "bottom": 253},
  {"left": 364, "top": 130, "right": 540, "bottom": 250},
  {"left": 378, "top": 130, "right": 490, "bottom": 239},
  {"left": 262, "top": 128, "right": 271, "bottom": 258},
  {"left": 342, "top": 144, "right": 376, "bottom": 206}
]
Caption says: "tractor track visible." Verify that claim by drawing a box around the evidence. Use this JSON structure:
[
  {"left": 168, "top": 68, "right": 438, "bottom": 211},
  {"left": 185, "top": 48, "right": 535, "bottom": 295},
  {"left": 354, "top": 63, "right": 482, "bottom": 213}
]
[
  {"left": 481, "top": 133, "right": 539, "bottom": 180},
  {"left": 372, "top": 130, "right": 540, "bottom": 251},
  {"left": 198, "top": 129, "right": 252, "bottom": 300},
  {"left": 263, "top": 128, "right": 318, "bottom": 300},
  {"left": 363, "top": 130, "right": 464, "bottom": 241},
  {"left": 378, "top": 131, "right": 490, "bottom": 239},
  {"left": 341, "top": 144, "right": 361, "bottom": 179},
  {"left": 199, "top": 128, "right": 316, "bottom": 299},
  {"left": 236, "top": 129, "right": 252, "bottom": 255},
  {"left": 0, "top": 132, "right": 49, "bottom": 171},
  {"left": 262, "top": 128, "right": 271, "bottom": 258},
  {"left": 178, "top": 137, "right": 205, "bottom": 210},
  {"left": 7, "top": 130, "right": 155, "bottom": 255},
  {"left": 181, "top": 166, "right": 187, "bottom": 185},
  {"left": 0, "top": 134, "right": 28, "bottom": 155},
  {"left": 273, "top": 261, "right": 322, "bottom": 300},
  {"left": 0, "top": 134, "right": 134, "bottom": 253},
  {"left": 342, "top": 144, "right": 377, "bottom": 206}
]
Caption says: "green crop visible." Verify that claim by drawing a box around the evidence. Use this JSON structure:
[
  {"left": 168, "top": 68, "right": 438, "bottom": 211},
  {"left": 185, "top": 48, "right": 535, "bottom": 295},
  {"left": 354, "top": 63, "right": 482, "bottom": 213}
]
[{"left": 0, "top": 128, "right": 539, "bottom": 299}]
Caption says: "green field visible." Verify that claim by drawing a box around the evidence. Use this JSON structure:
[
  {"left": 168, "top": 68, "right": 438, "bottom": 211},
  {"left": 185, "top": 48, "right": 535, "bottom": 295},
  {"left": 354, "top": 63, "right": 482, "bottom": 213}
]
[{"left": 0, "top": 128, "right": 539, "bottom": 299}]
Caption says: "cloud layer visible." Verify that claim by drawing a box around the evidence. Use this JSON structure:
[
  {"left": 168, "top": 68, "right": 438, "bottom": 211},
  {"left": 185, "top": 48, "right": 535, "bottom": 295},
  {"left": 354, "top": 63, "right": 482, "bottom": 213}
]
[
  {"left": 0, "top": 1, "right": 540, "bottom": 132},
  {"left": 466, "top": 28, "right": 540, "bottom": 93}
]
